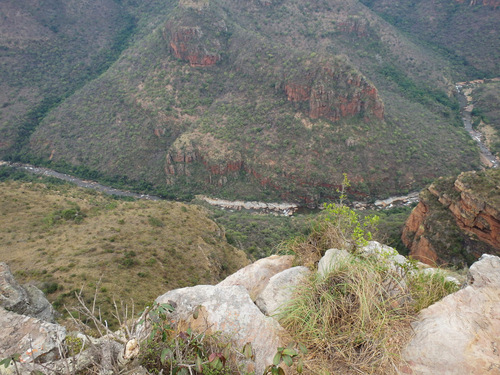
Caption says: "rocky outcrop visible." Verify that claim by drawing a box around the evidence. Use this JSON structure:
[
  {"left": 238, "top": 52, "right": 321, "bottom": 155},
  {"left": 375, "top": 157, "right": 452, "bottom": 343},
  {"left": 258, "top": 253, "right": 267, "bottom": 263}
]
[
  {"left": 0, "top": 262, "right": 56, "bottom": 322},
  {"left": 402, "top": 254, "right": 500, "bottom": 374},
  {"left": 0, "top": 307, "right": 66, "bottom": 364},
  {"left": 284, "top": 63, "right": 384, "bottom": 122},
  {"left": 218, "top": 254, "right": 294, "bottom": 300},
  {"left": 168, "top": 26, "right": 221, "bottom": 67},
  {"left": 337, "top": 17, "right": 368, "bottom": 37},
  {"left": 402, "top": 170, "right": 500, "bottom": 266},
  {"left": 402, "top": 201, "right": 439, "bottom": 265},
  {"left": 255, "top": 266, "right": 310, "bottom": 316},
  {"left": 156, "top": 285, "right": 285, "bottom": 375},
  {"left": 450, "top": 172, "right": 500, "bottom": 250},
  {"left": 164, "top": 11, "right": 228, "bottom": 67}
]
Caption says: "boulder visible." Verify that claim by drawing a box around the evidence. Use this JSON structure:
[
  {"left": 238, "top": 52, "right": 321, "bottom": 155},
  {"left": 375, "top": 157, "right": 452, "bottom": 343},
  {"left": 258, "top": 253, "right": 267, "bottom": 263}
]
[
  {"left": 358, "top": 241, "right": 411, "bottom": 273},
  {"left": 156, "top": 285, "right": 284, "bottom": 374},
  {"left": 217, "top": 255, "right": 294, "bottom": 300},
  {"left": 0, "top": 307, "right": 66, "bottom": 364},
  {"left": 317, "top": 248, "right": 351, "bottom": 277},
  {"left": 0, "top": 262, "right": 55, "bottom": 322},
  {"left": 402, "top": 254, "right": 500, "bottom": 374},
  {"left": 255, "top": 266, "right": 310, "bottom": 316}
]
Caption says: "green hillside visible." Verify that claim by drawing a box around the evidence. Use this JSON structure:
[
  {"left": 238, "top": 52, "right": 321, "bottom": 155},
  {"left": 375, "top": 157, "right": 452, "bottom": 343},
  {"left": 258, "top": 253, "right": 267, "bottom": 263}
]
[
  {"left": 3, "top": 0, "right": 497, "bottom": 203},
  {"left": 0, "top": 176, "right": 248, "bottom": 325}
]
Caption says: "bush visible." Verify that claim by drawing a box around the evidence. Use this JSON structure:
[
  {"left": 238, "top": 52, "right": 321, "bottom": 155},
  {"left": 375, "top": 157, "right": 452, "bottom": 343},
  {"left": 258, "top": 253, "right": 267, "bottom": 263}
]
[{"left": 282, "top": 176, "right": 379, "bottom": 268}]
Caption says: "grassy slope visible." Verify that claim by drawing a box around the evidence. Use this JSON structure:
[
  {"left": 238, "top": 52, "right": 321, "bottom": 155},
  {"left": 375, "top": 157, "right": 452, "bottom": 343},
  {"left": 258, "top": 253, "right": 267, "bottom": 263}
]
[
  {"left": 360, "top": 0, "right": 500, "bottom": 78},
  {"left": 23, "top": 0, "right": 480, "bottom": 203},
  {"left": 0, "top": 0, "right": 139, "bottom": 155},
  {"left": 0, "top": 178, "right": 248, "bottom": 324}
]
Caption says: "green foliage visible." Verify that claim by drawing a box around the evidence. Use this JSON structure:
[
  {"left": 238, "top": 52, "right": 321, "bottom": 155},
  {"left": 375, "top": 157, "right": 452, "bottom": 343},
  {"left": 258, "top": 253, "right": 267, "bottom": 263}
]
[
  {"left": 264, "top": 344, "right": 307, "bottom": 375},
  {"left": 44, "top": 206, "right": 86, "bottom": 226},
  {"left": 139, "top": 303, "right": 238, "bottom": 375},
  {"left": 409, "top": 270, "right": 460, "bottom": 312},
  {"left": 0, "top": 354, "right": 21, "bottom": 375},
  {"left": 148, "top": 217, "right": 165, "bottom": 227}
]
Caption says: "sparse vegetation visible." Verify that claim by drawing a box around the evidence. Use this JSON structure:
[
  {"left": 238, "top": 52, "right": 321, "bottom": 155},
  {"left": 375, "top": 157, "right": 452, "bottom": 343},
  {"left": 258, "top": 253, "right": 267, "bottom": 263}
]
[{"left": 0, "top": 180, "right": 248, "bottom": 328}]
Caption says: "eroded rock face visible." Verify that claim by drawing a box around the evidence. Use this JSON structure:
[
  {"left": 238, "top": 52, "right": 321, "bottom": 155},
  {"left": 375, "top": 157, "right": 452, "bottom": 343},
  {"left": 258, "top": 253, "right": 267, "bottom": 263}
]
[
  {"left": 402, "top": 171, "right": 500, "bottom": 266},
  {"left": 218, "top": 254, "right": 294, "bottom": 300},
  {"left": 284, "top": 64, "right": 384, "bottom": 122},
  {"left": 255, "top": 266, "right": 310, "bottom": 316},
  {"left": 402, "top": 202, "right": 439, "bottom": 265},
  {"left": 451, "top": 173, "right": 500, "bottom": 250},
  {"left": 156, "top": 285, "right": 284, "bottom": 375},
  {"left": 0, "top": 307, "right": 66, "bottom": 364},
  {"left": 402, "top": 254, "right": 500, "bottom": 374},
  {"left": 0, "top": 262, "right": 55, "bottom": 322},
  {"left": 165, "top": 13, "right": 227, "bottom": 67}
]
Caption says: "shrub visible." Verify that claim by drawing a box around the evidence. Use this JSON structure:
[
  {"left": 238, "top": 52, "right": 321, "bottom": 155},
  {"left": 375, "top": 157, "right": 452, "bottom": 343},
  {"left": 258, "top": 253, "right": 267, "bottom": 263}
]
[
  {"left": 282, "top": 175, "right": 379, "bottom": 268},
  {"left": 139, "top": 304, "right": 244, "bottom": 375}
]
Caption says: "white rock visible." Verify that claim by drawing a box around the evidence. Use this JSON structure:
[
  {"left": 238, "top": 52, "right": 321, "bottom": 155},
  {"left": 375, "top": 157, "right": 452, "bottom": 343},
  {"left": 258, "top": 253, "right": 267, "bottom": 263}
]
[
  {"left": 359, "top": 241, "right": 410, "bottom": 272},
  {"left": 317, "top": 248, "right": 351, "bottom": 277},
  {"left": 402, "top": 254, "right": 500, "bottom": 375},
  {"left": 255, "top": 266, "right": 310, "bottom": 316},
  {"left": 156, "top": 285, "right": 284, "bottom": 375},
  {"left": 218, "top": 255, "right": 294, "bottom": 300}
]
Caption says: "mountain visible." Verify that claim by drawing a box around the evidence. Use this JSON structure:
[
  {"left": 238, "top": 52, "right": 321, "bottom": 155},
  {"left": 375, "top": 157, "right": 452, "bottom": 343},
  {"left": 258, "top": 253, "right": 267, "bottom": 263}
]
[{"left": 2, "top": 0, "right": 499, "bottom": 203}]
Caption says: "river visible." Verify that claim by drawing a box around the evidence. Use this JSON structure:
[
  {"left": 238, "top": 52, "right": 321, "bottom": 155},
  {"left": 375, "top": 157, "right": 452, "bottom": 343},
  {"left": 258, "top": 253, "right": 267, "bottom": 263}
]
[
  {"left": 2, "top": 81, "right": 490, "bottom": 215},
  {"left": 455, "top": 82, "right": 499, "bottom": 168}
]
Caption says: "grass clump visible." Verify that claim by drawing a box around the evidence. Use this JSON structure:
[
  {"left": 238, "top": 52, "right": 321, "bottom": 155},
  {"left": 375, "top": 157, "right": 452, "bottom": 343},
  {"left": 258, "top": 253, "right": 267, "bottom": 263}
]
[
  {"left": 278, "top": 183, "right": 460, "bottom": 374},
  {"left": 283, "top": 187, "right": 379, "bottom": 268},
  {"left": 279, "top": 255, "right": 412, "bottom": 374},
  {"left": 408, "top": 270, "right": 460, "bottom": 312}
]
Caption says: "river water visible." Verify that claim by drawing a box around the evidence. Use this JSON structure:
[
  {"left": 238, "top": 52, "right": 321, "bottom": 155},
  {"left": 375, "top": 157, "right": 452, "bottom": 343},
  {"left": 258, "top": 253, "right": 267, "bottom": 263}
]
[
  {"left": 455, "top": 83, "right": 499, "bottom": 168},
  {"left": 2, "top": 81, "right": 492, "bottom": 215}
]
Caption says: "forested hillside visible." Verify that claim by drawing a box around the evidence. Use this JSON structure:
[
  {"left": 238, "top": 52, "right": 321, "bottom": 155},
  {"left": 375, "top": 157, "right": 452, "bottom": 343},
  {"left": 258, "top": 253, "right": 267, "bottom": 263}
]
[{"left": 1, "top": 0, "right": 498, "bottom": 203}]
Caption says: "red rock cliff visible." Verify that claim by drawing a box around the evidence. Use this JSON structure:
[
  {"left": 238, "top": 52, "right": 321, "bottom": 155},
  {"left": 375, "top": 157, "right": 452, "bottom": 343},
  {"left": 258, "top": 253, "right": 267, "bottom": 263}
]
[
  {"left": 284, "top": 64, "right": 384, "bottom": 122},
  {"left": 402, "top": 171, "right": 500, "bottom": 266},
  {"left": 402, "top": 201, "right": 439, "bottom": 266}
]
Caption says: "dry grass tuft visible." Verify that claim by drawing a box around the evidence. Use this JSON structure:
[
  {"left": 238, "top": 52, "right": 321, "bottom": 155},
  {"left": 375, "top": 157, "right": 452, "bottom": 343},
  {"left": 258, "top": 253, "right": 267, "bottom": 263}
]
[{"left": 279, "top": 255, "right": 413, "bottom": 374}]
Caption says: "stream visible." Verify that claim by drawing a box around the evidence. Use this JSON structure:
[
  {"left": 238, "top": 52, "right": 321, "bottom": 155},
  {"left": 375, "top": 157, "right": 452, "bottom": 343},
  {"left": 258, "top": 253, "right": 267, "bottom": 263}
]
[
  {"left": 455, "top": 82, "right": 499, "bottom": 168},
  {"left": 2, "top": 80, "right": 491, "bottom": 216}
]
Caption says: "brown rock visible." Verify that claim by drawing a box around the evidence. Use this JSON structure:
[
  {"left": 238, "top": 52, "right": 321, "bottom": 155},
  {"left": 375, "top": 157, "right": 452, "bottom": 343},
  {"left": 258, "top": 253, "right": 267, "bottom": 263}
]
[
  {"left": 0, "top": 307, "right": 66, "bottom": 364},
  {"left": 284, "top": 63, "right": 384, "bottom": 123},
  {"left": 402, "top": 202, "right": 439, "bottom": 266}
]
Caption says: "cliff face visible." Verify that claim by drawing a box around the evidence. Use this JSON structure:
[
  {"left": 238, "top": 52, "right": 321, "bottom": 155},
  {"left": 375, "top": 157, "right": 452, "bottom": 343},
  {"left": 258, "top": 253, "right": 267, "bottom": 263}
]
[
  {"left": 284, "top": 64, "right": 384, "bottom": 122},
  {"left": 401, "top": 201, "right": 439, "bottom": 265},
  {"left": 402, "top": 170, "right": 500, "bottom": 266},
  {"left": 450, "top": 173, "right": 500, "bottom": 249},
  {"left": 164, "top": 9, "right": 227, "bottom": 67},
  {"left": 167, "top": 26, "right": 222, "bottom": 67}
]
